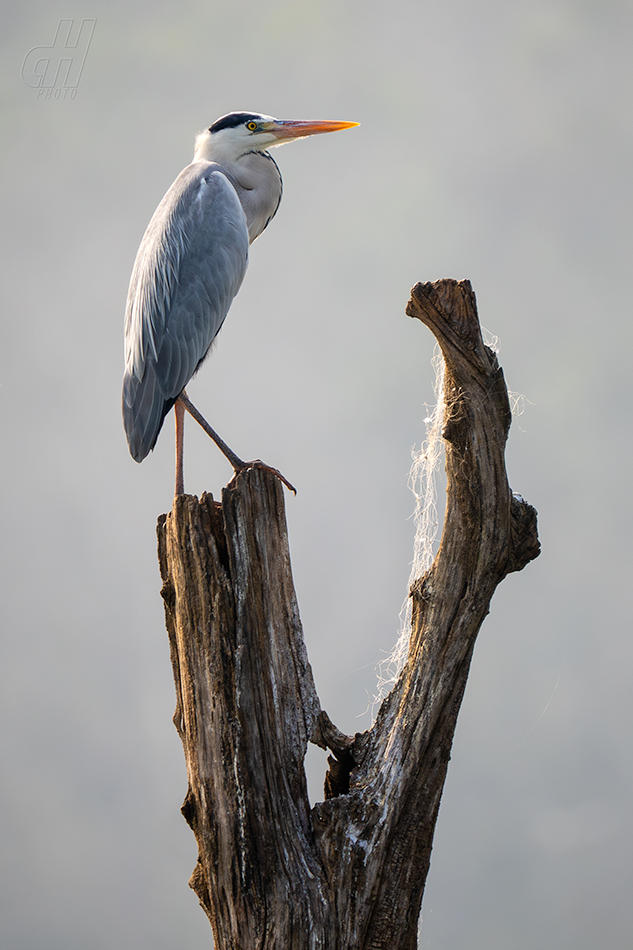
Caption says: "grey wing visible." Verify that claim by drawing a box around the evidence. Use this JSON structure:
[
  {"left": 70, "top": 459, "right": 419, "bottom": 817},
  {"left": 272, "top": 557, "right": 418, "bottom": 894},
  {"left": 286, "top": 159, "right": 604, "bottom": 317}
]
[{"left": 122, "top": 164, "right": 249, "bottom": 462}]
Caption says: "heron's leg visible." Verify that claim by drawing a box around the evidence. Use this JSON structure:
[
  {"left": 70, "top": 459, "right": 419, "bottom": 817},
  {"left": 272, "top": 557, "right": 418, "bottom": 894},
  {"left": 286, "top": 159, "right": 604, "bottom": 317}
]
[
  {"left": 177, "top": 390, "right": 246, "bottom": 470},
  {"left": 175, "top": 399, "right": 185, "bottom": 497},
  {"left": 176, "top": 391, "right": 296, "bottom": 495}
]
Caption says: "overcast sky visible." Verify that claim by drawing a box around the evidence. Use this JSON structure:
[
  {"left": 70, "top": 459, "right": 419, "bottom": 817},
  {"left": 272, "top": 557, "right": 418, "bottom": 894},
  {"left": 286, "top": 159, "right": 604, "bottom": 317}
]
[{"left": 1, "top": 1, "right": 632, "bottom": 948}]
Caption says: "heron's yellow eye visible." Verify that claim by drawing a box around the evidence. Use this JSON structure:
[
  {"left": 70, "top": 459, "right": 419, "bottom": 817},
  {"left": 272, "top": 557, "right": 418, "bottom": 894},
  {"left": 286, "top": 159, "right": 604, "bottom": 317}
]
[{"left": 247, "top": 121, "right": 258, "bottom": 132}]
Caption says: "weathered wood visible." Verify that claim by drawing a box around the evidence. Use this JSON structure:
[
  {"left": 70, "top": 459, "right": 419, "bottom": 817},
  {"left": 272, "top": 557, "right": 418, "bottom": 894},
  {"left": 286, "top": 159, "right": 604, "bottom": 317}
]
[
  {"left": 158, "top": 476, "right": 332, "bottom": 948},
  {"left": 157, "top": 278, "right": 540, "bottom": 949}
]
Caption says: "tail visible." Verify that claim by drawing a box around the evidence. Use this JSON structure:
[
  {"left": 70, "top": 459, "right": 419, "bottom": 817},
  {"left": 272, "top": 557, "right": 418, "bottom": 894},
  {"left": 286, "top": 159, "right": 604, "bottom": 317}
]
[{"left": 122, "top": 365, "right": 176, "bottom": 462}]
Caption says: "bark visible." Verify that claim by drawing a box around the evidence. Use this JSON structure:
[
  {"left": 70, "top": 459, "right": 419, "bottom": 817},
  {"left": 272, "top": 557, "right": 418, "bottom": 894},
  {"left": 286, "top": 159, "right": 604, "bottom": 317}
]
[{"left": 157, "top": 278, "right": 540, "bottom": 949}]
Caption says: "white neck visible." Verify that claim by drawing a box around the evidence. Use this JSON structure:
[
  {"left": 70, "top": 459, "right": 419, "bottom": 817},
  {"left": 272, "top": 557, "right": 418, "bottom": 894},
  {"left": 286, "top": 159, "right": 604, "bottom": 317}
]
[
  {"left": 194, "top": 129, "right": 229, "bottom": 164},
  {"left": 191, "top": 132, "right": 283, "bottom": 244}
]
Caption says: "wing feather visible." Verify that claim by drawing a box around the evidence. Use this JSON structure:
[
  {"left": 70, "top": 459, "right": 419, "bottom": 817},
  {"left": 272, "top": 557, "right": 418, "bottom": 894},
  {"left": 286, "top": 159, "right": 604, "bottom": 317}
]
[{"left": 122, "top": 163, "right": 249, "bottom": 461}]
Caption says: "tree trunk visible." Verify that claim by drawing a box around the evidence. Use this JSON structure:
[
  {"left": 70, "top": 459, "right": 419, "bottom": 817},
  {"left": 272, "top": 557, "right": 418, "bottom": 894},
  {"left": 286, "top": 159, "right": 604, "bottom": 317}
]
[{"left": 157, "top": 278, "right": 540, "bottom": 949}]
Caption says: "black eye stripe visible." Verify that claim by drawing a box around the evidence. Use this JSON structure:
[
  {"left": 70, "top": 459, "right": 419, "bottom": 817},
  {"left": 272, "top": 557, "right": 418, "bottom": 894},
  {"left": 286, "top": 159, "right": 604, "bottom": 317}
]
[{"left": 208, "top": 112, "right": 263, "bottom": 133}]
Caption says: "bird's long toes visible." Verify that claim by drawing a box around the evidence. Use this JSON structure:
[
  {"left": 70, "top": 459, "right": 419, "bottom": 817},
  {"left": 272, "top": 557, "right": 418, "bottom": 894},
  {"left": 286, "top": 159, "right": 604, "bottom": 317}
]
[{"left": 234, "top": 459, "right": 296, "bottom": 495}]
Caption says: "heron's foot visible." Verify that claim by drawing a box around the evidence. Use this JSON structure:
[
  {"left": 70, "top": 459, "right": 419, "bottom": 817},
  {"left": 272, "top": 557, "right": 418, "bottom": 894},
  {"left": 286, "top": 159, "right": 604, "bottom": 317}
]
[
  {"left": 232, "top": 458, "right": 297, "bottom": 496},
  {"left": 176, "top": 393, "right": 296, "bottom": 495}
]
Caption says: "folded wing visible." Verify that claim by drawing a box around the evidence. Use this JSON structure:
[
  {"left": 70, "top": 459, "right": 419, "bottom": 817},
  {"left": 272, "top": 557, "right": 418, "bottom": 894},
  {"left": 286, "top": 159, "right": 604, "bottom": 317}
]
[{"left": 122, "top": 163, "right": 249, "bottom": 461}]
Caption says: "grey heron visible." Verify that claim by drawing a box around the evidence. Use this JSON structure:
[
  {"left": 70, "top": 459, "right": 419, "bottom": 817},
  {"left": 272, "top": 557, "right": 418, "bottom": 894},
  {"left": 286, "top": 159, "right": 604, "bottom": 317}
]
[{"left": 122, "top": 111, "right": 358, "bottom": 496}]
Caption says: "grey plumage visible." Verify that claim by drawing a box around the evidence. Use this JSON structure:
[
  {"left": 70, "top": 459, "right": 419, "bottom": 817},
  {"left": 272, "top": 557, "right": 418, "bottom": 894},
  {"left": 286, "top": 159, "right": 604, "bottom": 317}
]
[{"left": 123, "top": 163, "right": 252, "bottom": 461}]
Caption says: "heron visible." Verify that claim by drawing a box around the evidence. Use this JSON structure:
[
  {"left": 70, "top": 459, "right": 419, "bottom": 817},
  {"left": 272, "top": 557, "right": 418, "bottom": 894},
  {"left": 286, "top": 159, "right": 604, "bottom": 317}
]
[{"left": 122, "top": 111, "right": 358, "bottom": 497}]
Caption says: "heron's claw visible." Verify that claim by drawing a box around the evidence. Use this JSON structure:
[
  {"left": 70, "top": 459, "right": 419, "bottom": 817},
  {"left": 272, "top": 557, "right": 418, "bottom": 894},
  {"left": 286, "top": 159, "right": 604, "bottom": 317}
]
[{"left": 233, "top": 459, "right": 296, "bottom": 496}]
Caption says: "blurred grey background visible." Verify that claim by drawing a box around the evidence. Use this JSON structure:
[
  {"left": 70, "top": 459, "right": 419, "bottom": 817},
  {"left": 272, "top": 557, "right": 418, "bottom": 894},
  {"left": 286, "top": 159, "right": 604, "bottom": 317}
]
[{"left": 1, "top": 1, "right": 632, "bottom": 947}]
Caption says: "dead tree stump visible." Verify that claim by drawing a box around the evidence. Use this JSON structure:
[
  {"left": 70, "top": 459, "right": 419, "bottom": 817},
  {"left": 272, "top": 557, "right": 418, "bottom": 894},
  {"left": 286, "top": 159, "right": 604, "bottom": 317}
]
[{"left": 157, "top": 278, "right": 540, "bottom": 949}]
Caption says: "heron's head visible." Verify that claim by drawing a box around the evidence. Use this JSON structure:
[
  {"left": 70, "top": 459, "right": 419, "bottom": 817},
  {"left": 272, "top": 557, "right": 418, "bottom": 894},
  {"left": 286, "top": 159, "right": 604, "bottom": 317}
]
[{"left": 193, "top": 112, "right": 358, "bottom": 165}]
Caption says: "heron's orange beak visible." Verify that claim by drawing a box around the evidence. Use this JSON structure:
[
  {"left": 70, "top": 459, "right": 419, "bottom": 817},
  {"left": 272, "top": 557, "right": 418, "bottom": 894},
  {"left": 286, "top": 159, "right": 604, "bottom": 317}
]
[{"left": 269, "top": 119, "right": 359, "bottom": 142}]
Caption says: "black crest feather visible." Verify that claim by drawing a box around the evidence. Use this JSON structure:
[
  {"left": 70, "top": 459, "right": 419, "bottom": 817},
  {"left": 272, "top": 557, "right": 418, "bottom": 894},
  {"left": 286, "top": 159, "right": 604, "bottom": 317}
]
[{"left": 208, "top": 112, "right": 263, "bottom": 133}]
